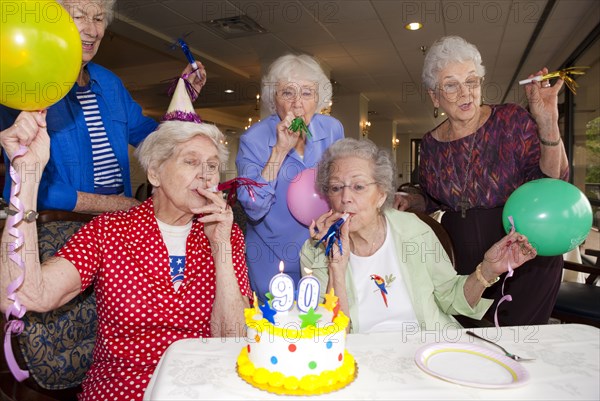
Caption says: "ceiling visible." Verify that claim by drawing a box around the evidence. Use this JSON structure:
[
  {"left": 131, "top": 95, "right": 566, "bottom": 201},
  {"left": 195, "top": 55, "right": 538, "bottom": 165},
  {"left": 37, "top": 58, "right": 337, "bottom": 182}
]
[{"left": 93, "top": 0, "right": 600, "bottom": 138}]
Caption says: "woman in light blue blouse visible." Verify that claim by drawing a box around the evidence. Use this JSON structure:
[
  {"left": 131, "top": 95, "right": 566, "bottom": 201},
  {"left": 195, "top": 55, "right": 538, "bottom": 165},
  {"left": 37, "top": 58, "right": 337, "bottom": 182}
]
[{"left": 236, "top": 54, "right": 344, "bottom": 303}]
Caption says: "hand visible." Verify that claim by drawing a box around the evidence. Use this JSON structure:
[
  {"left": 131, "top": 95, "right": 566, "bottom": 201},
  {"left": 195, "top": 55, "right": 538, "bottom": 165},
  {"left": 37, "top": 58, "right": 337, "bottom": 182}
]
[
  {"left": 524, "top": 67, "right": 564, "bottom": 131},
  {"left": 181, "top": 62, "right": 207, "bottom": 99},
  {"left": 274, "top": 112, "right": 302, "bottom": 155},
  {"left": 310, "top": 210, "right": 351, "bottom": 268},
  {"left": 109, "top": 195, "right": 142, "bottom": 210},
  {"left": 192, "top": 187, "right": 232, "bottom": 246},
  {"left": 393, "top": 192, "right": 426, "bottom": 212},
  {"left": 394, "top": 192, "right": 410, "bottom": 211},
  {"left": 481, "top": 231, "right": 537, "bottom": 276},
  {"left": 1, "top": 110, "right": 50, "bottom": 166}
]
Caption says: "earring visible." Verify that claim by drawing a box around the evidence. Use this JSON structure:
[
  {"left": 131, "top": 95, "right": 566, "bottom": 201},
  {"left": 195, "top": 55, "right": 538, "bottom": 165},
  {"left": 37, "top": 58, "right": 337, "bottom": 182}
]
[
  {"left": 433, "top": 107, "right": 439, "bottom": 118},
  {"left": 480, "top": 96, "right": 485, "bottom": 106}
]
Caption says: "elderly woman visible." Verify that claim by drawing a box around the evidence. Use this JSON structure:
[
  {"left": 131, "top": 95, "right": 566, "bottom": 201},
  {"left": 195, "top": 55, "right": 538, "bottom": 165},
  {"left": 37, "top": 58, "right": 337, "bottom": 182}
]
[
  {"left": 236, "top": 54, "right": 344, "bottom": 303},
  {"left": 0, "top": 0, "right": 205, "bottom": 213},
  {"left": 397, "top": 36, "right": 569, "bottom": 327},
  {"left": 301, "top": 138, "right": 536, "bottom": 333},
  {"left": 0, "top": 118, "right": 250, "bottom": 401}
]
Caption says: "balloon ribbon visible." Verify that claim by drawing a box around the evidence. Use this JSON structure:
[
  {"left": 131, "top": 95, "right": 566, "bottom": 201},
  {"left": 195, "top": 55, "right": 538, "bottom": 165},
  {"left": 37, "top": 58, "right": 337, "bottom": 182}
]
[
  {"left": 518, "top": 66, "right": 589, "bottom": 94},
  {"left": 289, "top": 117, "right": 312, "bottom": 139},
  {"left": 163, "top": 71, "right": 202, "bottom": 104},
  {"left": 210, "top": 178, "right": 266, "bottom": 206},
  {"left": 494, "top": 215, "right": 516, "bottom": 328},
  {"left": 314, "top": 213, "right": 349, "bottom": 257},
  {"left": 3, "top": 145, "right": 30, "bottom": 381}
]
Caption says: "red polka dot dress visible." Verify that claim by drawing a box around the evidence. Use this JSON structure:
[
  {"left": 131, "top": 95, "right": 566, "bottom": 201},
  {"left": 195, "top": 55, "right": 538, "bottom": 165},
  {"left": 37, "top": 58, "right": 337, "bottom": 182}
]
[{"left": 56, "top": 198, "right": 251, "bottom": 401}]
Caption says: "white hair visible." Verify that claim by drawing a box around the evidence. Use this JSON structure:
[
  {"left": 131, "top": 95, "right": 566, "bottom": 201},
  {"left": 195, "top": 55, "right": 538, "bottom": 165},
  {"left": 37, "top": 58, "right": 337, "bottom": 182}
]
[
  {"left": 316, "top": 138, "right": 396, "bottom": 210},
  {"left": 135, "top": 121, "right": 228, "bottom": 174},
  {"left": 56, "top": 0, "right": 117, "bottom": 27},
  {"left": 261, "top": 54, "right": 332, "bottom": 114},
  {"left": 422, "top": 36, "right": 486, "bottom": 90}
]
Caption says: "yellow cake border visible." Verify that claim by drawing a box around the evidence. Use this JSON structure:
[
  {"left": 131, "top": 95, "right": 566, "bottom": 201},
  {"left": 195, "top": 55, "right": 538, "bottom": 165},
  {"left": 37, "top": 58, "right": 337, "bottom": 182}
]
[
  {"left": 237, "top": 348, "right": 357, "bottom": 396},
  {"left": 245, "top": 308, "right": 350, "bottom": 339}
]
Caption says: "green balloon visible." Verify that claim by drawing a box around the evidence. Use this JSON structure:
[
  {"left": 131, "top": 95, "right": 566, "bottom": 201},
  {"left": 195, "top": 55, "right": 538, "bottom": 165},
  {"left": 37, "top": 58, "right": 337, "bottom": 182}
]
[{"left": 502, "top": 178, "right": 593, "bottom": 256}]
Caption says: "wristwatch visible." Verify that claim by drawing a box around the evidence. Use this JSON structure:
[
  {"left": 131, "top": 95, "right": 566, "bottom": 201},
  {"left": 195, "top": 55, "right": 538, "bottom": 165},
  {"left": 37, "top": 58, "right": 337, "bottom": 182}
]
[{"left": 24, "top": 210, "right": 39, "bottom": 223}]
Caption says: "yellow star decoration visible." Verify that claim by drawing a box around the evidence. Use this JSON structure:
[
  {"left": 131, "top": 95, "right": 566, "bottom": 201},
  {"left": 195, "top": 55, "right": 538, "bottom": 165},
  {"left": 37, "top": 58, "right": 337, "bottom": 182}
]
[{"left": 323, "top": 288, "right": 338, "bottom": 311}]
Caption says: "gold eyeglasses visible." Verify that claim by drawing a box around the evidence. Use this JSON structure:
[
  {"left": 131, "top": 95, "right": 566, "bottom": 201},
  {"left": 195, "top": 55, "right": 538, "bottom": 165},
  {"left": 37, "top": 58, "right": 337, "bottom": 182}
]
[
  {"left": 276, "top": 87, "right": 317, "bottom": 102},
  {"left": 326, "top": 182, "right": 377, "bottom": 195},
  {"left": 438, "top": 76, "right": 483, "bottom": 97}
]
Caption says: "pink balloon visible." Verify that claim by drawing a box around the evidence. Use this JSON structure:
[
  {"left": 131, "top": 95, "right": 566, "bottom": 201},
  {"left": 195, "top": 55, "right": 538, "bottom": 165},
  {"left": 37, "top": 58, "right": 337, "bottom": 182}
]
[{"left": 287, "top": 168, "right": 329, "bottom": 226}]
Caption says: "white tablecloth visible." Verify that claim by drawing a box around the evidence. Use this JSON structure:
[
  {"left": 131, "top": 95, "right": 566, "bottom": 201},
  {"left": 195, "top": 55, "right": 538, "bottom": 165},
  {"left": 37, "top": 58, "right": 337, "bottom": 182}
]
[{"left": 144, "top": 323, "right": 599, "bottom": 400}]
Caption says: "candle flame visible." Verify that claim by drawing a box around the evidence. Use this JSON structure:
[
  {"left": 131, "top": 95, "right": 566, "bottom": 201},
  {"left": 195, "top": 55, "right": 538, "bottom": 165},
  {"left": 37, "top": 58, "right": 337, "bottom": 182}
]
[
  {"left": 303, "top": 267, "right": 313, "bottom": 275},
  {"left": 279, "top": 261, "right": 284, "bottom": 273}
]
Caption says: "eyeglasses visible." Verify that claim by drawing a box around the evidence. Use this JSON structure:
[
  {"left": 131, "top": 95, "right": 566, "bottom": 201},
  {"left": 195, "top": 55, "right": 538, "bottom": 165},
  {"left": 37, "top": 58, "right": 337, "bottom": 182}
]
[
  {"left": 276, "top": 87, "right": 316, "bottom": 102},
  {"left": 438, "top": 76, "right": 483, "bottom": 97},
  {"left": 325, "top": 182, "right": 377, "bottom": 195}
]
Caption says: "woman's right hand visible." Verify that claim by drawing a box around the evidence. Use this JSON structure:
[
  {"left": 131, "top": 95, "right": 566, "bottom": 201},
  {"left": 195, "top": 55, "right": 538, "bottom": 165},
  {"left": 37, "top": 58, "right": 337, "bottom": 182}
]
[
  {"left": 394, "top": 192, "right": 427, "bottom": 212},
  {"left": 0, "top": 110, "right": 50, "bottom": 166},
  {"left": 310, "top": 210, "right": 351, "bottom": 272},
  {"left": 394, "top": 192, "right": 411, "bottom": 210},
  {"left": 274, "top": 111, "right": 301, "bottom": 154}
]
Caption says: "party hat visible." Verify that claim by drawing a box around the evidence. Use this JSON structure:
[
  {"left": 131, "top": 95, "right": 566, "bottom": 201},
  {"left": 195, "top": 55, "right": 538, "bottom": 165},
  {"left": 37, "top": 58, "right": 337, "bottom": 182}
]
[{"left": 161, "top": 77, "right": 202, "bottom": 123}]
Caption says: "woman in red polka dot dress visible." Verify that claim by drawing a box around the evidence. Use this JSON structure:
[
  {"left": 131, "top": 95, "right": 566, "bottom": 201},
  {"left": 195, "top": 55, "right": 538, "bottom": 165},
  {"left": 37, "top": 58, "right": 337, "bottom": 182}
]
[{"left": 0, "top": 117, "right": 252, "bottom": 401}]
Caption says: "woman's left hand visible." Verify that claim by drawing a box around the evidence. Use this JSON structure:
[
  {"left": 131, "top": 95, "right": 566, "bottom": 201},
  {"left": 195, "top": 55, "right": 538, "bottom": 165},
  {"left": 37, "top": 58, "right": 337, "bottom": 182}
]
[
  {"left": 192, "top": 187, "right": 233, "bottom": 245},
  {"left": 481, "top": 231, "right": 537, "bottom": 276},
  {"left": 181, "top": 62, "right": 207, "bottom": 98},
  {"left": 524, "top": 67, "right": 564, "bottom": 131}
]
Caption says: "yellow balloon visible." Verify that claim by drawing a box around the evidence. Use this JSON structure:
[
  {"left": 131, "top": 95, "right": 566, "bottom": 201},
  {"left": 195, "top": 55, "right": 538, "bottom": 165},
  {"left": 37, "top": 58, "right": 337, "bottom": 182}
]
[{"left": 0, "top": 0, "right": 82, "bottom": 110}]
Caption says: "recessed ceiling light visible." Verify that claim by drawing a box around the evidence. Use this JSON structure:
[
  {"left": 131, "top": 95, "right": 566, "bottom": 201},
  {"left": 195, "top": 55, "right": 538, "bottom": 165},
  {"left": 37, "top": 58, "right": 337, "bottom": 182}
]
[
  {"left": 224, "top": 89, "right": 234, "bottom": 94},
  {"left": 405, "top": 22, "right": 423, "bottom": 31}
]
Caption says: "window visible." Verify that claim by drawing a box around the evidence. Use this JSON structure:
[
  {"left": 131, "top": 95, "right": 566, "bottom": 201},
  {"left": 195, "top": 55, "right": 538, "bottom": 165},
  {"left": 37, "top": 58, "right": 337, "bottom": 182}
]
[{"left": 568, "top": 33, "right": 600, "bottom": 253}]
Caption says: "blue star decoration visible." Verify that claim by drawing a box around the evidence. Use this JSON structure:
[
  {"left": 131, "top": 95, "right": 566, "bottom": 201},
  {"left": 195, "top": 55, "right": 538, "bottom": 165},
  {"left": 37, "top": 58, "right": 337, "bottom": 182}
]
[
  {"left": 259, "top": 302, "right": 277, "bottom": 324},
  {"left": 299, "top": 307, "right": 322, "bottom": 329}
]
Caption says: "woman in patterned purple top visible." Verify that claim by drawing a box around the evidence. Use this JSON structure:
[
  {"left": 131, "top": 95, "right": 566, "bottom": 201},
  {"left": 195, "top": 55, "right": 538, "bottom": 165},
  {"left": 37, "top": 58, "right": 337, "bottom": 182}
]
[{"left": 398, "top": 36, "right": 569, "bottom": 327}]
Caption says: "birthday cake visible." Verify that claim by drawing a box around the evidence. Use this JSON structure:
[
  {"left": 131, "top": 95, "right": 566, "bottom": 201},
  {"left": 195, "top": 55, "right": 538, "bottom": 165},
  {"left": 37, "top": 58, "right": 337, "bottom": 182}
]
[{"left": 236, "top": 290, "right": 356, "bottom": 395}]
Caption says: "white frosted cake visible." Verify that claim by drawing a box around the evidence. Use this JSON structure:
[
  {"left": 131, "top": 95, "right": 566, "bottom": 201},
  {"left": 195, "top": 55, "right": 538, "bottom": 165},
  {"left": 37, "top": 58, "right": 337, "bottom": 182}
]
[{"left": 236, "top": 291, "right": 356, "bottom": 395}]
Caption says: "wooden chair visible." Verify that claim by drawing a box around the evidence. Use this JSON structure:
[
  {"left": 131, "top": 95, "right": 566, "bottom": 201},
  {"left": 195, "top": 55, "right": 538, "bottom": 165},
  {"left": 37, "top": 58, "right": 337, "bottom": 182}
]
[
  {"left": 1, "top": 211, "right": 95, "bottom": 401},
  {"left": 409, "top": 211, "right": 499, "bottom": 328},
  {"left": 551, "top": 249, "right": 600, "bottom": 328},
  {"left": 413, "top": 211, "right": 456, "bottom": 268},
  {"left": 134, "top": 181, "right": 153, "bottom": 202}
]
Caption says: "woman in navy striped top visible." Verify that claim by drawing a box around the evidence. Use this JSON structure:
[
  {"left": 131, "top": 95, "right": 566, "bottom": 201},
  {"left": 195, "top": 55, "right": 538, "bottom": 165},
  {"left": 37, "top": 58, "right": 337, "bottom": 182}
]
[{"left": 0, "top": 0, "right": 206, "bottom": 213}]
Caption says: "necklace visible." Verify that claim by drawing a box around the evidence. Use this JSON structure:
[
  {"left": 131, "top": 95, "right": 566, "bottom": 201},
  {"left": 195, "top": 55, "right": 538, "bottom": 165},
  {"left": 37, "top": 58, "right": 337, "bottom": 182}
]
[
  {"left": 457, "top": 134, "right": 477, "bottom": 218},
  {"left": 445, "top": 120, "right": 478, "bottom": 219},
  {"left": 444, "top": 107, "right": 491, "bottom": 218},
  {"left": 350, "top": 214, "right": 385, "bottom": 256}
]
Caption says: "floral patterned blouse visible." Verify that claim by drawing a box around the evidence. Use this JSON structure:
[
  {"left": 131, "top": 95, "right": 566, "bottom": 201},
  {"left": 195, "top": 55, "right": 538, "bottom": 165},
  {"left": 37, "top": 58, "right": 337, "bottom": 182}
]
[
  {"left": 419, "top": 103, "right": 568, "bottom": 213},
  {"left": 56, "top": 198, "right": 251, "bottom": 401}
]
